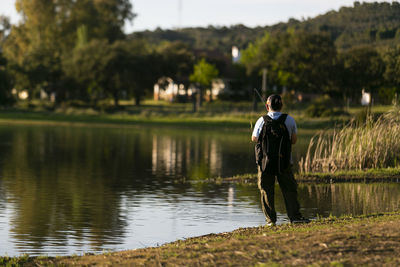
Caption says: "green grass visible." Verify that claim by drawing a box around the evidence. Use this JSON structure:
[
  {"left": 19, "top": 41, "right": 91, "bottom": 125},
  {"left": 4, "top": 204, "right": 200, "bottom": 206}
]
[
  {"left": 214, "top": 167, "right": 400, "bottom": 184},
  {"left": 5, "top": 212, "right": 399, "bottom": 266},
  {"left": 0, "top": 109, "right": 256, "bottom": 129},
  {"left": 0, "top": 254, "right": 31, "bottom": 267},
  {"left": 0, "top": 101, "right": 332, "bottom": 130},
  {"left": 300, "top": 167, "right": 400, "bottom": 177},
  {"left": 2, "top": 100, "right": 395, "bottom": 132}
]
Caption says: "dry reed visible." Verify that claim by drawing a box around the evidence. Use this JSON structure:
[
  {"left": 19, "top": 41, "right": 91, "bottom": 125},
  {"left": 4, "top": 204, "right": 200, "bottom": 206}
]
[{"left": 299, "top": 106, "right": 400, "bottom": 173}]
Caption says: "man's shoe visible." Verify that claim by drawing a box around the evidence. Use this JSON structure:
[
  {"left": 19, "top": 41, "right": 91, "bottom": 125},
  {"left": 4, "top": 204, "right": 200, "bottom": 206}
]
[
  {"left": 290, "top": 217, "right": 310, "bottom": 224},
  {"left": 265, "top": 221, "right": 276, "bottom": 227}
]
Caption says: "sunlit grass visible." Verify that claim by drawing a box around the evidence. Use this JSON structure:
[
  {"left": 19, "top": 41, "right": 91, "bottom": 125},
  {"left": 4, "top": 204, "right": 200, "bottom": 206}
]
[
  {"left": 2, "top": 100, "right": 396, "bottom": 133},
  {"left": 300, "top": 105, "right": 400, "bottom": 173},
  {"left": 3, "top": 212, "right": 400, "bottom": 266}
]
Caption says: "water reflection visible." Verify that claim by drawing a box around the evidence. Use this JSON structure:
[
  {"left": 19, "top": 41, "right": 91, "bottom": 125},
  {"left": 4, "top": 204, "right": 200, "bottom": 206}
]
[
  {"left": 299, "top": 183, "right": 400, "bottom": 218},
  {"left": 151, "top": 135, "right": 223, "bottom": 179},
  {"left": 0, "top": 125, "right": 398, "bottom": 256}
]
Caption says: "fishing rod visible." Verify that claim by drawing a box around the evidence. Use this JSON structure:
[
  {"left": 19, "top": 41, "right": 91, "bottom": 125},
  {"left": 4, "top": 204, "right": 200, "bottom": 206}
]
[
  {"left": 254, "top": 88, "right": 268, "bottom": 110},
  {"left": 254, "top": 88, "right": 265, "bottom": 103},
  {"left": 250, "top": 89, "right": 268, "bottom": 129}
]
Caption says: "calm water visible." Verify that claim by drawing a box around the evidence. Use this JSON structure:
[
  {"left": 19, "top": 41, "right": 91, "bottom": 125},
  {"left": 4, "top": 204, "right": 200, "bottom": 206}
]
[{"left": 0, "top": 124, "right": 399, "bottom": 256}]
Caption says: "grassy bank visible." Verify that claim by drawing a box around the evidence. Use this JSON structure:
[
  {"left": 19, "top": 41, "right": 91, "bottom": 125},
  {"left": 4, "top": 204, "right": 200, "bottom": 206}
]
[
  {"left": 3, "top": 212, "right": 400, "bottom": 266},
  {"left": 300, "top": 106, "right": 400, "bottom": 173},
  {"left": 208, "top": 167, "right": 400, "bottom": 184},
  {"left": 0, "top": 101, "right": 390, "bottom": 130},
  {"left": 296, "top": 167, "right": 400, "bottom": 183},
  {"left": 0, "top": 109, "right": 344, "bottom": 132},
  {"left": 0, "top": 110, "right": 252, "bottom": 130}
]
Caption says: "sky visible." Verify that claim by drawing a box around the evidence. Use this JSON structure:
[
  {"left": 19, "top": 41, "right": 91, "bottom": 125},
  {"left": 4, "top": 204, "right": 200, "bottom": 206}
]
[{"left": 0, "top": 0, "right": 393, "bottom": 33}]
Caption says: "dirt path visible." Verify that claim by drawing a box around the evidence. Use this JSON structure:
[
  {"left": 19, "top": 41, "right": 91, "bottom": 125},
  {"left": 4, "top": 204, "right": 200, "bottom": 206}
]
[{"left": 19, "top": 213, "right": 399, "bottom": 266}]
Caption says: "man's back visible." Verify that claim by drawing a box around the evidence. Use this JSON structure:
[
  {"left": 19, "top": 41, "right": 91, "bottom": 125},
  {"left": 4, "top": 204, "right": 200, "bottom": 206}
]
[{"left": 252, "top": 111, "right": 297, "bottom": 145}]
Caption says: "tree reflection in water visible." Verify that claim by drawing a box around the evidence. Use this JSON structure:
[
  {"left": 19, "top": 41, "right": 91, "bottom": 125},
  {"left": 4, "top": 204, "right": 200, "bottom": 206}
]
[{"left": 0, "top": 125, "right": 398, "bottom": 256}]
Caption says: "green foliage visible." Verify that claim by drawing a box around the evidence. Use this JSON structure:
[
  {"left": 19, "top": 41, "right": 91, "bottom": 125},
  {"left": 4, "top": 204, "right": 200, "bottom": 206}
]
[
  {"left": 0, "top": 254, "right": 30, "bottom": 267},
  {"left": 339, "top": 46, "right": 385, "bottom": 99},
  {"left": 378, "top": 87, "right": 400, "bottom": 104},
  {"left": 382, "top": 46, "right": 400, "bottom": 87},
  {"left": 76, "top": 24, "right": 89, "bottom": 48},
  {"left": 281, "top": 91, "right": 297, "bottom": 109},
  {"left": 241, "top": 31, "right": 336, "bottom": 93},
  {"left": 189, "top": 59, "right": 219, "bottom": 87},
  {"left": 305, "top": 95, "right": 340, "bottom": 117},
  {"left": 132, "top": 2, "right": 400, "bottom": 52},
  {"left": 0, "top": 15, "right": 10, "bottom": 44},
  {"left": 63, "top": 38, "right": 160, "bottom": 106},
  {"left": 3, "top": 0, "right": 135, "bottom": 103},
  {"left": 131, "top": 24, "right": 258, "bottom": 52},
  {"left": 0, "top": 53, "right": 13, "bottom": 105},
  {"left": 156, "top": 41, "right": 195, "bottom": 84},
  {"left": 2, "top": 1, "right": 400, "bottom": 106},
  {"left": 279, "top": 32, "right": 337, "bottom": 92},
  {"left": 240, "top": 32, "right": 273, "bottom": 75}
]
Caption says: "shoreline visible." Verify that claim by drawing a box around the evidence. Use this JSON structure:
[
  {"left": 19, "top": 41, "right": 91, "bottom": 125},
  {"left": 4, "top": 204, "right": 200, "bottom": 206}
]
[
  {"left": 0, "top": 107, "right": 343, "bottom": 131},
  {"left": 0, "top": 112, "right": 250, "bottom": 130},
  {"left": 205, "top": 168, "right": 400, "bottom": 184},
  {"left": 3, "top": 212, "right": 400, "bottom": 266}
]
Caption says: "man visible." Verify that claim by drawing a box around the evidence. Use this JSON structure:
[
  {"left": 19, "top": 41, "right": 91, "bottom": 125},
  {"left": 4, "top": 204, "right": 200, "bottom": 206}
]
[{"left": 251, "top": 94, "right": 309, "bottom": 225}]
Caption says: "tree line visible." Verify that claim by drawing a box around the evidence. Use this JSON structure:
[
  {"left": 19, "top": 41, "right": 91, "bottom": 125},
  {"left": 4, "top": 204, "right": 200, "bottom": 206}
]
[
  {"left": 0, "top": 0, "right": 209, "bottom": 107},
  {"left": 0, "top": 1, "right": 399, "bottom": 108},
  {"left": 132, "top": 2, "right": 400, "bottom": 52},
  {"left": 240, "top": 30, "right": 400, "bottom": 104}
]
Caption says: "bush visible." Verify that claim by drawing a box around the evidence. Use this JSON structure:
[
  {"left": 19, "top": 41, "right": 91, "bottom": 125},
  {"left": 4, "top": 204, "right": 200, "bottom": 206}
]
[
  {"left": 305, "top": 95, "right": 346, "bottom": 117},
  {"left": 378, "top": 87, "right": 400, "bottom": 104},
  {"left": 281, "top": 91, "right": 297, "bottom": 109}
]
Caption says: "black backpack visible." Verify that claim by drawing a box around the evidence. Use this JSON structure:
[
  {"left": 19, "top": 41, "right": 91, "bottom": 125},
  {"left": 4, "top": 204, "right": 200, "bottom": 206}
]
[{"left": 255, "top": 114, "right": 291, "bottom": 175}]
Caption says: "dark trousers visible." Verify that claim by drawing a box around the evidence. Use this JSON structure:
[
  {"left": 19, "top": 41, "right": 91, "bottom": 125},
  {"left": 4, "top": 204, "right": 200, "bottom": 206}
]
[{"left": 257, "top": 166, "right": 302, "bottom": 223}]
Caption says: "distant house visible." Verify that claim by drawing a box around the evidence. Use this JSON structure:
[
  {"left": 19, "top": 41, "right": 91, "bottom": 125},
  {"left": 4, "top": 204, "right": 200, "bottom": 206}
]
[
  {"left": 207, "top": 78, "right": 232, "bottom": 101},
  {"left": 153, "top": 77, "right": 233, "bottom": 102},
  {"left": 153, "top": 77, "right": 189, "bottom": 102}
]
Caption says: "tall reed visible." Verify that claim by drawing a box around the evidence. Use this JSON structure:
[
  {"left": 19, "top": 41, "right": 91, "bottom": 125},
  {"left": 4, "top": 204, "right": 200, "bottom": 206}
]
[{"left": 299, "top": 106, "right": 400, "bottom": 173}]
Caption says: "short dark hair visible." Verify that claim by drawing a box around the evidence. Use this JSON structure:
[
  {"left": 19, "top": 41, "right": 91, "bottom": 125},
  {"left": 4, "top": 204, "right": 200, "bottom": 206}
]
[{"left": 267, "top": 94, "right": 282, "bottom": 111}]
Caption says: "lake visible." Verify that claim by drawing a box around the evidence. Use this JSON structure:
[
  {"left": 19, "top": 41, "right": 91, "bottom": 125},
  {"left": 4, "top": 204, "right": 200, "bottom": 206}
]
[{"left": 0, "top": 124, "right": 399, "bottom": 256}]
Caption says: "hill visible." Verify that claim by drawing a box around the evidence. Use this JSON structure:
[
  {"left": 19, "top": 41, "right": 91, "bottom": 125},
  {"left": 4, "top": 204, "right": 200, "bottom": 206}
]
[{"left": 129, "top": 1, "right": 400, "bottom": 52}]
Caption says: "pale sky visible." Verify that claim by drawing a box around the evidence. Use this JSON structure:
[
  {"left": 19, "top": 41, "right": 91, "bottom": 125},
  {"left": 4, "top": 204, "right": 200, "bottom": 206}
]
[{"left": 0, "top": 0, "right": 393, "bottom": 33}]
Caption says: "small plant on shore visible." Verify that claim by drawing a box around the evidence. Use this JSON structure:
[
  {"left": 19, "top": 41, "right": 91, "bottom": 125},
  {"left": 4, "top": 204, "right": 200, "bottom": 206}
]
[{"left": 299, "top": 106, "right": 400, "bottom": 173}]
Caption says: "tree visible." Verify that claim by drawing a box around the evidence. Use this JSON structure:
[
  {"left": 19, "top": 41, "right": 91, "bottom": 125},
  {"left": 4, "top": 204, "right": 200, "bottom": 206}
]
[
  {"left": 380, "top": 46, "right": 400, "bottom": 103},
  {"left": 156, "top": 41, "right": 194, "bottom": 87},
  {"left": 279, "top": 32, "right": 337, "bottom": 93},
  {"left": 339, "top": 47, "right": 385, "bottom": 102},
  {"left": 383, "top": 47, "right": 400, "bottom": 86},
  {"left": 63, "top": 0, "right": 135, "bottom": 44},
  {"left": 3, "top": 0, "right": 135, "bottom": 103},
  {"left": 0, "top": 54, "right": 12, "bottom": 105},
  {"left": 0, "top": 16, "right": 11, "bottom": 44},
  {"left": 241, "top": 31, "right": 337, "bottom": 94},
  {"left": 63, "top": 38, "right": 160, "bottom": 107},
  {"left": 0, "top": 16, "right": 13, "bottom": 105},
  {"left": 189, "top": 59, "right": 219, "bottom": 103},
  {"left": 111, "top": 39, "right": 161, "bottom": 106},
  {"left": 63, "top": 39, "right": 112, "bottom": 104}
]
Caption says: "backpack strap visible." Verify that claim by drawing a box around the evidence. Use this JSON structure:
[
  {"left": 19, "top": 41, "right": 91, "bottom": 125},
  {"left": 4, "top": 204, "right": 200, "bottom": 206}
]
[
  {"left": 262, "top": 114, "right": 287, "bottom": 124},
  {"left": 262, "top": 115, "right": 273, "bottom": 124},
  {"left": 277, "top": 113, "right": 288, "bottom": 124}
]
